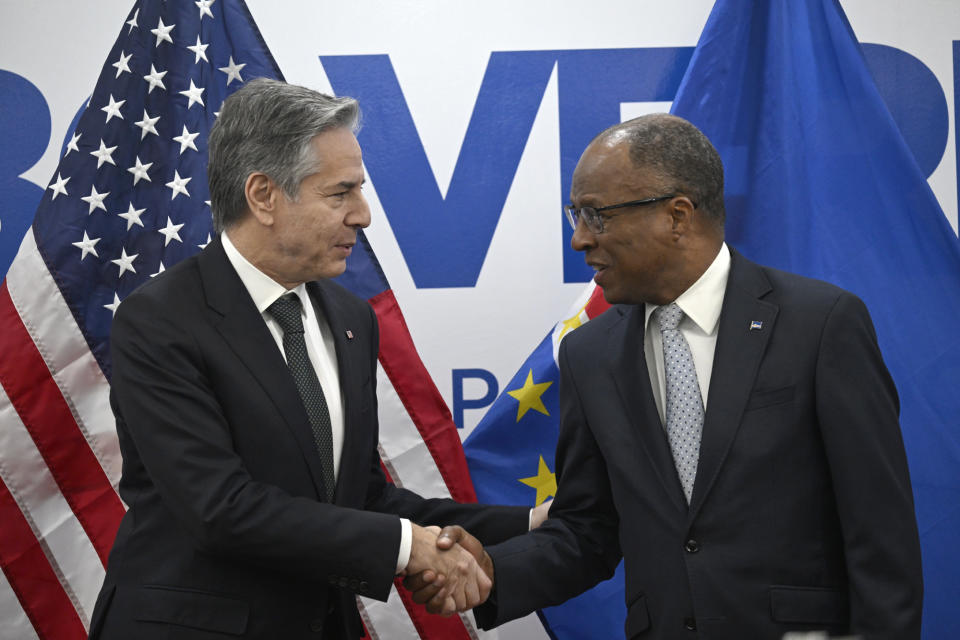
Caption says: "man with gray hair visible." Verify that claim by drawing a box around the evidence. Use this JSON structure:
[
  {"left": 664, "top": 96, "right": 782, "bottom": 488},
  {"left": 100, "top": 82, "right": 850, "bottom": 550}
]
[
  {"left": 413, "top": 114, "right": 923, "bottom": 639},
  {"left": 87, "top": 78, "right": 530, "bottom": 639}
]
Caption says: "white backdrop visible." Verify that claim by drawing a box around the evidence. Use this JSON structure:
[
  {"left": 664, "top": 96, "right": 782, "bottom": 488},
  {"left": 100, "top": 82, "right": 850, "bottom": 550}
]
[{"left": 2, "top": 0, "right": 957, "bottom": 437}]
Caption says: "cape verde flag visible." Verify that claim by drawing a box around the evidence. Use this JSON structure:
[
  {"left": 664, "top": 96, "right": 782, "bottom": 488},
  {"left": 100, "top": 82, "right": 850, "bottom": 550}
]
[{"left": 465, "top": 284, "right": 618, "bottom": 639}]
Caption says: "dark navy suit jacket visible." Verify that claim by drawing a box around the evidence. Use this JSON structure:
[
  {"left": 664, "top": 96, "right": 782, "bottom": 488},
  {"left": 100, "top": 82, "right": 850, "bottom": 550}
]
[
  {"left": 89, "top": 238, "right": 527, "bottom": 639},
  {"left": 477, "top": 250, "right": 922, "bottom": 639}
]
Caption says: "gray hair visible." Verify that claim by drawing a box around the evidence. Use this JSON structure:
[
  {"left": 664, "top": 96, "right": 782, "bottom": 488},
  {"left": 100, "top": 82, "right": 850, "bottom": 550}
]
[
  {"left": 207, "top": 78, "right": 360, "bottom": 231},
  {"left": 600, "top": 113, "right": 725, "bottom": 223}
]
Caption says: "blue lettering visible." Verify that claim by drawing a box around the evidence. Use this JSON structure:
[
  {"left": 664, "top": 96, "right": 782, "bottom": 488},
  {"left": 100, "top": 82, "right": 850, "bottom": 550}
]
[
  {"left": 322, "top": 52, "right": 556, "bottom": 288},
  {"left": 451, "top": 368, "right": 499, "bottom": 429}
]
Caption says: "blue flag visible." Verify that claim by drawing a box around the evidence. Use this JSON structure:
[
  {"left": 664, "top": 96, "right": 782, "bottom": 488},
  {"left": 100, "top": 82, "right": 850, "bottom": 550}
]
[
  {"left": 465, "top": 285, "right": 626, "bottom": 638},
  {"left": 670, "top": 1, "right": 960, "bottom": 637}
]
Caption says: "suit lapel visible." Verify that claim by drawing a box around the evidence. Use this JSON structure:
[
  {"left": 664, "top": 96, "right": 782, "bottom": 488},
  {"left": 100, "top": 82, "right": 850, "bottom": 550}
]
[
  {"left": 607, "top": 305, "right": 688, "bottom": 512},
  {"left": 307, "top": 280, "right": 364, "bottom": 506},
  {"left": 198, "top": 239, "right": 330, "bottom": 499},
  {"left": 687, "top": 251, "right": 778, "bottom": 522}
]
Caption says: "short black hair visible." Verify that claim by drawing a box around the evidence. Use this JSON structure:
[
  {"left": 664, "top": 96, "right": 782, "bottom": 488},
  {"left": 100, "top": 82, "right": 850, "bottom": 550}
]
[{"left": 600, "top": 113, "right": 725, "bottom": 223}]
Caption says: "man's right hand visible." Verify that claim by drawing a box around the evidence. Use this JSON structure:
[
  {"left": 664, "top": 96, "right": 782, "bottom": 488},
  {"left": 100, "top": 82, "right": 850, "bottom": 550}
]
[
  {"left": 404, "top": 524, "right": 492, "bottom": 616},
  {"left": 404, "top": 525, "right": 493, "bottom": 615}
]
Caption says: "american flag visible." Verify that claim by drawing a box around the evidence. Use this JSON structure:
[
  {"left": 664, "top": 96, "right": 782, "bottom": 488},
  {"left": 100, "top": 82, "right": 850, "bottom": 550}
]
[{"left": 0, "top": 1, "right": 491, "bottom": 638}]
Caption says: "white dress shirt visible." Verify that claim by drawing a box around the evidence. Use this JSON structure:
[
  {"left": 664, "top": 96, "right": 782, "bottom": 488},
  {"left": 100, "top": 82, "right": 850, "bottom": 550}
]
[
  {"left": 221, "top": 232, "right": 412, "bottom": 572},
  {"left": 644, "top": 243, "right": 731, "bottom": 425}
]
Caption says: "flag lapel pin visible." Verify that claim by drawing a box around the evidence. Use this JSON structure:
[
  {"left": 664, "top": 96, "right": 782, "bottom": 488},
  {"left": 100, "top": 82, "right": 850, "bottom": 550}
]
[
  {"left": 749, "top": 320, "right": 763, "bottom": 331},
  {"left": 345, "top": 329, "right": 354, "bottom": 340}
]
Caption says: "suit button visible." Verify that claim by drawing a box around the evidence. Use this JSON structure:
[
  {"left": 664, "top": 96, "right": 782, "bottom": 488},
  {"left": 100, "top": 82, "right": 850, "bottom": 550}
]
[
  {"left": 328, "top": 575, "right": 338, "bottom": 585},
  {"left": 684, "top": 617, "right": 697, "bottom": 631},
  {"left": 338, "top": 577, "right": 349, "bottom": 588},
  {"left": 359, "top": 581, "right": 369, "bottom": 593},
  {"left": 309, "top": 618, "right": 324, "bottom": 633},
  {"left": 349, "top": 578, "right": 360, "bottom": 591},
  {"left": 684, "top": 539, "right": 700, "bottom": 553}
]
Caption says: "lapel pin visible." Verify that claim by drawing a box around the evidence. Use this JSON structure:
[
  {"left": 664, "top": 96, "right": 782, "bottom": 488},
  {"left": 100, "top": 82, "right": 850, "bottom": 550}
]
[
  {"left": 345, "top": 329, "right": 354, "bottom": 340},
  {"left": 749, "top": 320, "right": 763, "bottom": 331}
]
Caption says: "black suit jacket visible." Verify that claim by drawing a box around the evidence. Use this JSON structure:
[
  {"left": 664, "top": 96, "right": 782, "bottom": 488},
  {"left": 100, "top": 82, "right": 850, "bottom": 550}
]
[
  {"left": 88, "top": 238, "right": 528, "bottom": 639},
  {"left": 477, "top": 250, "right": 922, "bottom": 639}
]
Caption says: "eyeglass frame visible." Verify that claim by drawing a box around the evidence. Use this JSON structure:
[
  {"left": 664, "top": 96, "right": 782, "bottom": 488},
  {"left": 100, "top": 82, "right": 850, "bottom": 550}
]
[{"left": 564, "top": 194, "right": 694, "bottom": 234}]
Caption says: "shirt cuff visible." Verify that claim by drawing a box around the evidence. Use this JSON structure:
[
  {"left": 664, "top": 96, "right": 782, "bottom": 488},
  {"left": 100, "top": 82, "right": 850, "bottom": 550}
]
[
  {"left": 528, "top": 508, "right": 535, "bottom": 530},
  {"left": 395, "top": 518, "right": 412, "bottom": 574}
]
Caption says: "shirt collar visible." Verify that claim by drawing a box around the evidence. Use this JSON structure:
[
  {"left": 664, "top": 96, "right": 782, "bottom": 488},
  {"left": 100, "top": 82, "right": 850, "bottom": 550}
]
[
  {"left": 645, "top": 242, "right": 731, "bottom": 335},
  {"left": 221, "top": 231, "right": 308, "bottom": 314}
]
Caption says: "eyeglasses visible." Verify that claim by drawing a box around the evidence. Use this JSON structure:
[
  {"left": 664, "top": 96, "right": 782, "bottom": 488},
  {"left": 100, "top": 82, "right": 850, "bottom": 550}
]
[{"left": 564, "top": 194, "right": 677, "bottom": 234}]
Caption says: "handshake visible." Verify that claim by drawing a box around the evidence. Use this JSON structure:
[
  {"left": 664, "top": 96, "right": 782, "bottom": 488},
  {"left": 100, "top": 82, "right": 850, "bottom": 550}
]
[{"left": 402, "top": 500, "right": 552, "bottom": 617}]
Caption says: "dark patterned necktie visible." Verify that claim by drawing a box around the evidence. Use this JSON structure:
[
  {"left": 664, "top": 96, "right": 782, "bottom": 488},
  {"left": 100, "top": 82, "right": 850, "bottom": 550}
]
[
  {"left": 267, "top": 294, "right": 336, "bottom": 501},
  {"left": 653, "top": 302, "right": 704, "bottom": 503}
]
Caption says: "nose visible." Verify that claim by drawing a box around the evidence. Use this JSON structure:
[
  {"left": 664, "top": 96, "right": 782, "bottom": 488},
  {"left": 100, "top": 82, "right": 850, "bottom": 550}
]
[
  {"left": 571, "top": 218, "right": 596, "bottom": 252},
  {"left": 347, "top": 190, "right": 371, "bottom": 229}
]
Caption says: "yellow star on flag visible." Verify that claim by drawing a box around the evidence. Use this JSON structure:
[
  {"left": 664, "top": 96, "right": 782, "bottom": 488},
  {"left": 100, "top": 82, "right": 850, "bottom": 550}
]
[
  {"left": 519, "top": 456, "right": 557, "bottom": 505},
  {"left": 507, "top": 369, "right": 553, "bottom": 421},
  {"left": 558, "top": 308, "right": 583, "bottom": 339}
]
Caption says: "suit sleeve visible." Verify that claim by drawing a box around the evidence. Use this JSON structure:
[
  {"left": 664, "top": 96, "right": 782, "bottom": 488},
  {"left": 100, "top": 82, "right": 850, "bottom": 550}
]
[
  {"left": 475, "top": 337, "right": 622, "bottom": 629},
  {"left": 815, "top": 292, "right": 923, "bottom": 638},
  {"left": 110, "top": 292, "right": 403, "bottom": 601}
]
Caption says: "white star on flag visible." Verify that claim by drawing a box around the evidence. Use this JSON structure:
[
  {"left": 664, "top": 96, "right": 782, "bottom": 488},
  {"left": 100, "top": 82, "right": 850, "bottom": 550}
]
[
  {"left": 166, "top": 171, "right": 191, "bottom": 200},
  {"left": 151, "top": 261, "right": 166, "bottom": 278},
  {"left": 179, "top": 80, "right": 205, "bottom": 108},
  {"left": 71, "top": 231, "right": 100, "bottom": 261},
  {"left": 144, "top": 65, "right": 167, "bottom": 93},
  {"left": 90, "top": 139, "right": 118, "bottom": 168},
  {"left": 158, "top": 217, "right": 185, "bottom": 246},
  {"left": 196, "top": 0, "right": 215, "bottom": 20},
  {"left": 135, "top": 110, "right": 160, "bottom": 139},
  {"left": 126, "top": 8, "right": 139, "bottom": 32},
  {"left": 64, "top": 132, "right": 81, "bottom": 157},
  {"left": 80, "top": 185, "right": 109, "bottom": 214},
  {"left": 111, "top": 248, "right": 139, "bottom": 277},
  {"left": 173, "top": 125, "right": 199, "bottom": 154},
  {"left": 104, "top": 293, "right": 122, "bottom": 315},
  {"left": 112, "top": 51, "right": 133, "bottom": 78},
  {"left": 48, "top": 173, "right": 70, "bottom": 200},
  {"left": 198, "top": 232, "right": 212, "bottom": 250},
  {"left": 187, "top": 35, "right": 209, "bottom": 63},
  {"left": 128, "top": 157, "right": 153, "bottom": 184},
  {"left": 219, "top": 56, "right": 246, "bottom": 85},
  {"left": 151, "top": 17, "right": 175, "bottom": 47},
  {"left": 118, "top": 203, "right": 146, "bottom": 230},
  {"left": 101, "top": 94, "right": 126, "bottom": 123}
]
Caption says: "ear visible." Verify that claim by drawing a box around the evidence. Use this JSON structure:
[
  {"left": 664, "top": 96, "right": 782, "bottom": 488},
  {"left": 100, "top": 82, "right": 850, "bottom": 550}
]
[
  {"left": 669, "top": 196, "right": 697, "bottom": 236},
  {"left": 244, "top": 172, "right": 278, "bottom": 226}
]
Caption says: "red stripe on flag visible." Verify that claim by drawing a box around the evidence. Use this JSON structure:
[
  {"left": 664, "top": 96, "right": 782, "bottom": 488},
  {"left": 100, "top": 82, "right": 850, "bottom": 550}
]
[
  {"left": 585, "top": 286, "right": 611, "bottom": 319},
  {"left": 0, "top": 284, "right": 124, "bottom": 565},
  {"left": 0, "top": 475, "right": 87, "bottom": 639},
  {"left": 392, "top": 576, "right": 474, "bottom": 640},
  {"left": 370, "top": 290, "right": 478, "bottom": 503},
  {"left": 378, "top": 462, "right": 474, "bottom": 640}
]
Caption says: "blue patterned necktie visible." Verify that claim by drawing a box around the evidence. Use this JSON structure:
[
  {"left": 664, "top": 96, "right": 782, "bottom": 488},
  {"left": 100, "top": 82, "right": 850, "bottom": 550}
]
[
  {"left": 653, "top": 302, "right": 704, "bottom": 503},
  {"left": 267, "top": 294, "right": 336, "bottom": 501}
]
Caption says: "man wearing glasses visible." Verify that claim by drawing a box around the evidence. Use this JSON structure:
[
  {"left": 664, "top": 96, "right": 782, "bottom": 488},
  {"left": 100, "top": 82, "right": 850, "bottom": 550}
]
[{"left": 414, "top": 114, "right": 923, "bottom": 638}]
